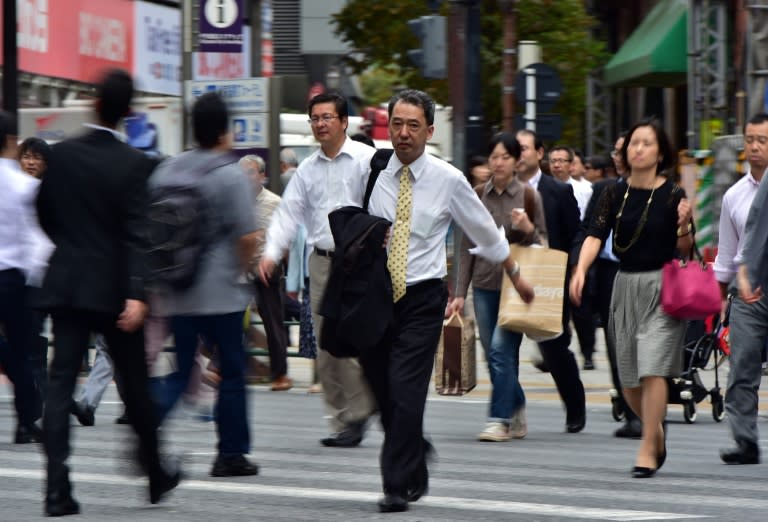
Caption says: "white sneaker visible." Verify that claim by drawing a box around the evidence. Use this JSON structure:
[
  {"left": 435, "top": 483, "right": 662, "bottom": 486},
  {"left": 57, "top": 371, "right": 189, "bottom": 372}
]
[
  {"left": 477, "top": 422, "right": 511, "bottom": 442},
  {"left": 509, "top": 407, "right": 528, "bottom": 439}
]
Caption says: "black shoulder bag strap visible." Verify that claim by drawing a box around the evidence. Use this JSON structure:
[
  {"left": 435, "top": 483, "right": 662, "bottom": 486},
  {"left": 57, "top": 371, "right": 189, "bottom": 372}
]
[{"left": 363, "top": 148, "right": 394, "bottom": 212}]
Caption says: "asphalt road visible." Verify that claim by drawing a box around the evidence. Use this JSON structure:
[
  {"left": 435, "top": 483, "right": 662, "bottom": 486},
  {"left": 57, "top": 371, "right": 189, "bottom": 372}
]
[{"left": 1, "top": 358, "right": 767, "bottom": 522}]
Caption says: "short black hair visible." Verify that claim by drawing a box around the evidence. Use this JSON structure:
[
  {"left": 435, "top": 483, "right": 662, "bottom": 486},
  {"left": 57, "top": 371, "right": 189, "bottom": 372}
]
[
  {"left": 621, "top": 117, "right": 676, "bottom": 174},
  {"left": 469, "top": 155, "right": 488, "bottom": 169},
  {"left": 307, "top": 91, "right": 349, "bottom": 122},
  {"left": 192, "top": 92, "right": 229, "bottom": 149},
  {"left": 388, "top": 89, "right": 435, "bottom": 126},
  {"left": 586, "top": 154, "right": 610, "bottom": 171},
  {"left": 0, "top": 111, "right": 18, "bottom": 154},
  {"left": 745, "top": 113, "right": 768, "bottom": 132},
  {"left": 488, "top": 132, "right": 522, "bottom": 160},
  {"left": 19, "top": 137, "right": 51, "bottom": 164},
  {"left": 548, "top": 145, "right": 574, "bottom": 161},
  {"left": 96, "top": 69, "right": 134, "bottom": 127},
  {"left": 350, "top": 132, "right": 375, "bottom": 148},
  {"left": 516, "top": 129, "right": 544, "bottom": 151}
]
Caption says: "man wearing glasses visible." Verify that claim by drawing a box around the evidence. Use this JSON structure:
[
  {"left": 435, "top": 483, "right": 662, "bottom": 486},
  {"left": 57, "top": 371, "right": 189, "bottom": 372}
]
[{"left": 260, "top": 92, "right": 376, "bottom": 448}]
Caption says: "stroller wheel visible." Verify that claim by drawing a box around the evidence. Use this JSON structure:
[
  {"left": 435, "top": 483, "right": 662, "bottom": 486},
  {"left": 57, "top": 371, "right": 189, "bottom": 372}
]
[
  {"left": 611, "top": 396, "right": 625, "bottom": 422},
  {"left": 712, "top": 391, "right": 725, "bottom": 422},
  {"left": 683, "top": 401, "right": 697, "bottom": 424}
]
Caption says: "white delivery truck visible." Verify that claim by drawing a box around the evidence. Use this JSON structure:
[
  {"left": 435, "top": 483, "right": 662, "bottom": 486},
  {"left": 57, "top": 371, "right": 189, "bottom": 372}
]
[
  {"left": 20, "top": 101, "right": 365, "bottom": 163},
  {"left": 19, "top": 97, "right": 184, "bottom": 157}
]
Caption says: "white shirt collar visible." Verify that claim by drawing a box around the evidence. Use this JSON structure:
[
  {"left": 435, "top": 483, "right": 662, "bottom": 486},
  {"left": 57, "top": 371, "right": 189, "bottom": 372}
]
[
  {"left": 83, "top": 123, "right": 127, "bottom": 142},
  {"left": 528, "top": 169, "right": 543, "bottom": 190}
]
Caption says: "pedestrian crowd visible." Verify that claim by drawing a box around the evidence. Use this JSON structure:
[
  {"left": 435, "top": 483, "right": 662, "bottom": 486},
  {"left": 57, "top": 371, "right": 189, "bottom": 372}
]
[{"left": 0, "top": 67, "right": 766, "bottom": 517}]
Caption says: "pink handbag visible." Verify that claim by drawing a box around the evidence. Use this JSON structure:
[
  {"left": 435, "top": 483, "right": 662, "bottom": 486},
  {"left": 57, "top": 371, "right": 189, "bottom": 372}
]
[{"left": 661, "top": 256, "right": 721, "bottom": 320}]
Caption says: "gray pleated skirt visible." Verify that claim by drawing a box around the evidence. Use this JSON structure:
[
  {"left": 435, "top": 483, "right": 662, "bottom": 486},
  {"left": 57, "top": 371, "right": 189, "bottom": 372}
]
[{"left": 608, "top": 269, "right": 686, "bottom": 388}]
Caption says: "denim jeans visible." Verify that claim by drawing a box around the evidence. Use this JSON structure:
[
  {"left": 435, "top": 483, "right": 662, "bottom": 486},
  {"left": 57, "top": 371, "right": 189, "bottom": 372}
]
[
  {"left": 155, "top": 311, "right": 250, "bottom": 456},
  {"left": 473, "top": 287, "right": 525, "bottom": 422}
]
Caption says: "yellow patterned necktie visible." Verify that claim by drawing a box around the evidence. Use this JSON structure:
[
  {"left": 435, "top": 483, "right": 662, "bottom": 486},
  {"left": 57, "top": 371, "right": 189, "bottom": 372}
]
[{"left": 387, "top": 165, "right": 412, "bottom": 302}]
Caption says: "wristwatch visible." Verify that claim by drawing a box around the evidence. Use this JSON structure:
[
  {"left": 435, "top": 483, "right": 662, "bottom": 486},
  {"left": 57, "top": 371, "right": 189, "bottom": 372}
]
[
  {"left": 677, "top": 223, "right": 692, "bottom": 237},
  {"left": 506, "top": 261, "right": 520, "bottom": 279}
]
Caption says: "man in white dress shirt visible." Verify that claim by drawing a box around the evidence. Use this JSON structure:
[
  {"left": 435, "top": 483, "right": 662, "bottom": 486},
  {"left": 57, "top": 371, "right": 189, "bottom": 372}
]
[
  {"left": 259, "top": 92, "right": 377, "bottom": 447},
  {"left": 0, "top": 111, "right": 44, "bottom": 444},
  {"left": 362, "top": 89, "right": 534, "bottom": 513}
]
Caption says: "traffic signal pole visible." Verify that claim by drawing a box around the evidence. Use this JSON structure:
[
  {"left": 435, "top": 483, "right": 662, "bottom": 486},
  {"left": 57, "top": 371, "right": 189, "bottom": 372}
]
[
  {"left": 2, "top": 0, "right": 18, "bottom": 117},
  {"left": 464, "top": 0, "right": 484, "bottom": 165}
]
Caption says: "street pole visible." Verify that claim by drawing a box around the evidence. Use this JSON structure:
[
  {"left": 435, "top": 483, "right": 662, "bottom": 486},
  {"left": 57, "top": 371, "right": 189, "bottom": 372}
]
[
  {"left": 182, "top": 0, "right": 197, "bottom": 150},
  {"left": 465, "top": 0, "right": 484, "bottom": 164},
  {"left": 499, "top": 0, "right": 517, "bottom": 132},
  {"left": 2, "top": 0, "right": 18, "bottom": 117}
]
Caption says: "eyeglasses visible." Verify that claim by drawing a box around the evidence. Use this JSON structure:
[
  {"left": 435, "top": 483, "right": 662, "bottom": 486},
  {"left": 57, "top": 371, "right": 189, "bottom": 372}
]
[
  {"left": 549, "top": 158, "right": 571, "bottom": 165},
  {"left": 308, "top": 115, "right": 339, "bottom": 125}
]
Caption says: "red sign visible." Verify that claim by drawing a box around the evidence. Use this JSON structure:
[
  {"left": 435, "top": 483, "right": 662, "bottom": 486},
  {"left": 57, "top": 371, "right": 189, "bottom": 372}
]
[{"left": 1, "top": 0, "right": 134, "bottom": 84}]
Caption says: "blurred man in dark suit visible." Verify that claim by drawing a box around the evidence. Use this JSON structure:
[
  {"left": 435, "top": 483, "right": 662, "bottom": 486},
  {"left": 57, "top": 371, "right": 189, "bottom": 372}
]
[{"left": 36, "top": 69, "right": 180, "bottom": 517}]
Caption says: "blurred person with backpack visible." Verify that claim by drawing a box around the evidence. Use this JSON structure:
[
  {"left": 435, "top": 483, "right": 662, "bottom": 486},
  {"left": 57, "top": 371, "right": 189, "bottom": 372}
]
[{"left": 148, "top": 92, "right": 259, "bottom": 477}]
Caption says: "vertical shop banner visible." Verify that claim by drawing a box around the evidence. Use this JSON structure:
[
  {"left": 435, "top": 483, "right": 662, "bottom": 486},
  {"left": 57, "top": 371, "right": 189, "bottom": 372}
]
[
  {"left": 199, "top": 0, "right": 243, "bottom": 53},
  {"left": 134, "top": 2, "right": 182, "bottom": 96},
  {"left": 3, "top": 0, "right": 133, "bottom": 84},
  {"left": 261, "top": 0, "right": 273, "bottom": 77},
  {"left": 194, "top": 26, "right": 251, "bottom": 80}
]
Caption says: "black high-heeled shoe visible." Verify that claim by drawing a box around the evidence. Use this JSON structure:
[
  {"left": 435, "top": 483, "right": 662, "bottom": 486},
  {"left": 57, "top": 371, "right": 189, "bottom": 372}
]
[
  {"left": 656, "top": 420, "right": 668, "bottom": 470},
  {"left": 631, "top": 466, "right": 656, "bottom": 478}
]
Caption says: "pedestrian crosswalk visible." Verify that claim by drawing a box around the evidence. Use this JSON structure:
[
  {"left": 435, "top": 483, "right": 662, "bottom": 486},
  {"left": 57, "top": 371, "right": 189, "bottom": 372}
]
[{"left": 1, "top": 385, "right": 767, "bottom": 521}]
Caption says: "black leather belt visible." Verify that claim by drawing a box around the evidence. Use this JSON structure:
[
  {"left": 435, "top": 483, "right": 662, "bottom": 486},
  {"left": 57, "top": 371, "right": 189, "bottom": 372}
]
[{"left": 314, "top": 247, "right": 335, "bottom": 258}]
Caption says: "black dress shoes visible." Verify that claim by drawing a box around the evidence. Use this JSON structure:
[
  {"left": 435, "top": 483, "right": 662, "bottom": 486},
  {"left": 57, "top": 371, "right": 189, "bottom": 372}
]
[
  {"left": 631, "top": 466, "right": 656, "bottom": 479},
  {"left": 45, "top": 492, "right": 80, "bottom": 517},
  {"left": 210, "top": 454, "right": 259, "bottom": 477},
  {"left": 115, "top": 410, "right": 130, "bottom": 425},
  {"left": 71, "top": 401, "right": 95, "bottom": 427},
  {"left": 565, "top": 416, "right": 586, "bottom": 434},
  {"left": 720, "top": 440, "right": 760, "bottom": 465},
  {"left": 15, "top": 422, "right": 43, "bottom": 444},
  {"left": 378, "top": 494, "right": 409, "bottom": 513},
  {"left": 149, "top": 465, "right": 182, "bottom": 504},
  {"left": 320, "top": 422, "right": 364, "bottom": 447},
  {"left": 614, "top": 418, "right": 642, "bottom": 439}
]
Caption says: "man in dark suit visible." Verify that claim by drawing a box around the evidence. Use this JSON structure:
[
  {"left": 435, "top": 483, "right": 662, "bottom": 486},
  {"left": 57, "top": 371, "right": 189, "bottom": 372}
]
[
  {"left": 36, "top": 69, "right": 180, "bottom": 517},
  {"left": 516, "top": 129, "right": 587, "bottom": 433},
  {"left": 569, "top": 133, "right": 641, "bottom": 439}
]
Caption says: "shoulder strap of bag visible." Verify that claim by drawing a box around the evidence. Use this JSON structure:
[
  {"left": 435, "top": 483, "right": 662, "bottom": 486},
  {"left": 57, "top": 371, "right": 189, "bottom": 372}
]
[
  {"left": 363, "top": 148, "right": 394, "bottom": 212},
  {"left": 523, "top": 184, "right": 536, "bottom": 221}
]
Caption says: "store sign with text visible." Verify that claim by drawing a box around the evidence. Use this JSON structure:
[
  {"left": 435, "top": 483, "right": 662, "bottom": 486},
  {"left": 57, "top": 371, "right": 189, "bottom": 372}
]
[
  {"left": 134, "top": 1, "right": 182, "bottom": 96},
  {"left": 1, "top": 0, "right": 133, "bottom": 84}
]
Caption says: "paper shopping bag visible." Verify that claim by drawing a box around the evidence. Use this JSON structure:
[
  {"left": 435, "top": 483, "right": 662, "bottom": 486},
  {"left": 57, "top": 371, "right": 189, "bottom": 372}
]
[
  {"left": 498, "top": 244, "right": 567, "bottom": 341},
  {"left": 434, "top": 313, "right": 477, "bottom": 395}
]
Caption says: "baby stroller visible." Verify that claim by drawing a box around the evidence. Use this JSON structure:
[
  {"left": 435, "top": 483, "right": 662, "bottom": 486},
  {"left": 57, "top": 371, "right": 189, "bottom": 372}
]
[{"left": 666, "top": 304, "right": 731, "bottom": 424}]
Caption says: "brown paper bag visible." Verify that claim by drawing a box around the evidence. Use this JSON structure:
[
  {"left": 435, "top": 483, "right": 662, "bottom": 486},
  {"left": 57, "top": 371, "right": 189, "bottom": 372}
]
[
  {"left": 434, "top": 313, "right": 477, "bottom": 395},
  {"left": 498, "top": 244, "right": 567, "bottom": 341}
]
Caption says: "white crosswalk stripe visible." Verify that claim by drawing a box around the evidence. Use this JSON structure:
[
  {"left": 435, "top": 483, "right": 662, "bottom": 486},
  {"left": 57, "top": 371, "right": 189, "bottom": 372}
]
[{"left": 0, "top": 383, "right": 763, "bottom": 521}]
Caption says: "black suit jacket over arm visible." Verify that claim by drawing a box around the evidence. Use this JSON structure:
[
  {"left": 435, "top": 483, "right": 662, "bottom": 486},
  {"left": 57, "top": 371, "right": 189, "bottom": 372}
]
[
  {"left": 319, "top": 206, "right": 392, "bottom": 357},
  {"left": 36, "top": 129, "right": 155, "bottom": 315}
]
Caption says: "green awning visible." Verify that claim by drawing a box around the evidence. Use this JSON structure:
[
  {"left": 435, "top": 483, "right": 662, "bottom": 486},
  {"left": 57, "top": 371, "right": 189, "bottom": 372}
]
[{"left": 603, "top": 0, "right": 688, "bottom": 87}]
